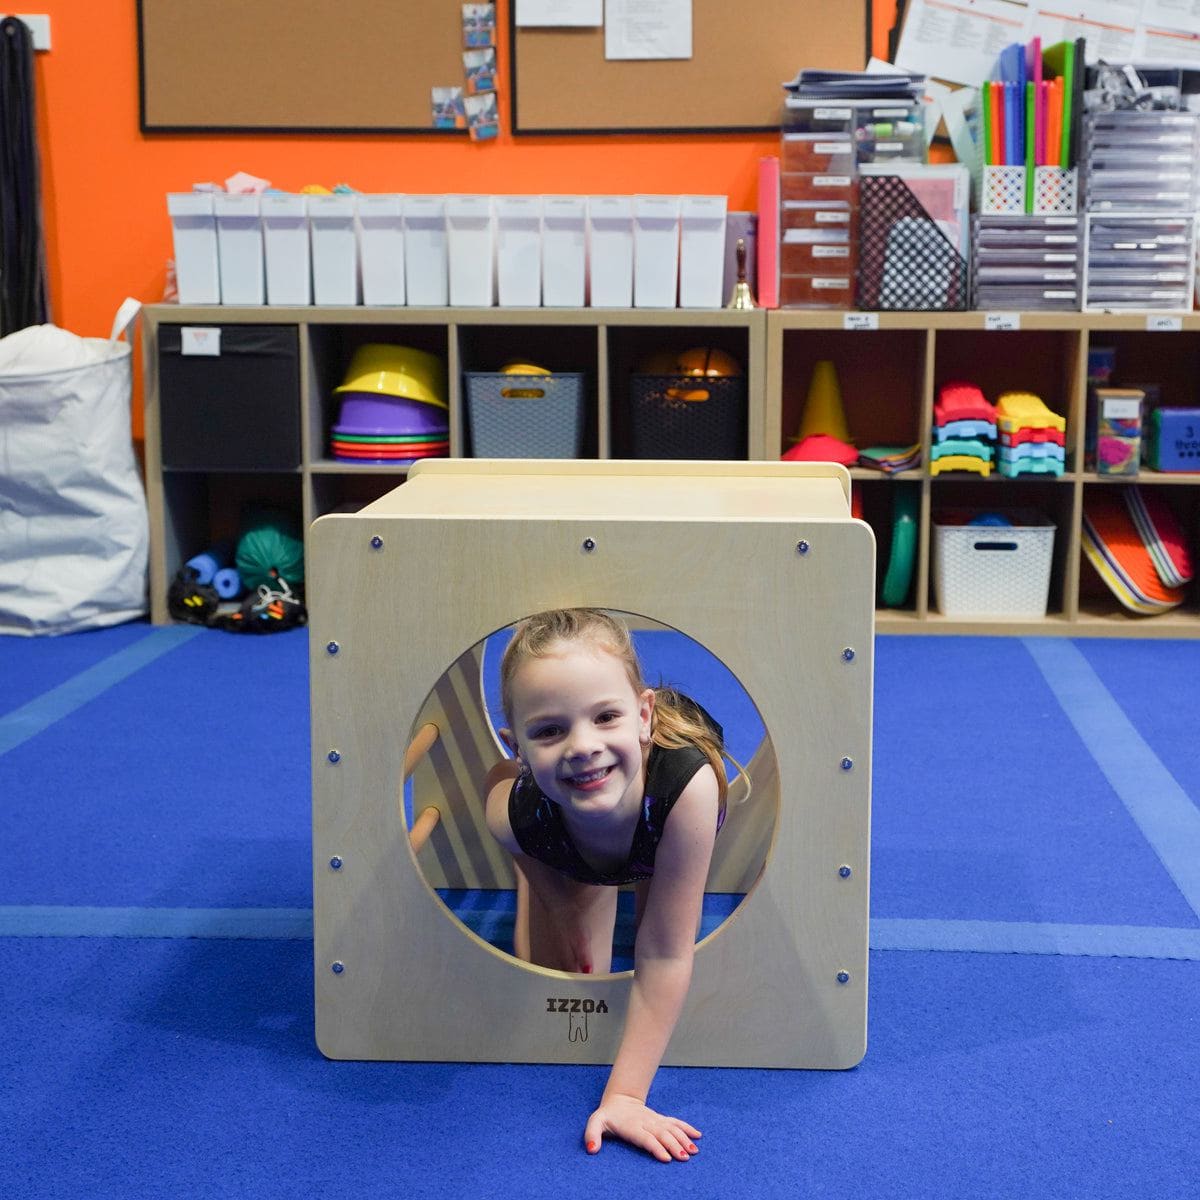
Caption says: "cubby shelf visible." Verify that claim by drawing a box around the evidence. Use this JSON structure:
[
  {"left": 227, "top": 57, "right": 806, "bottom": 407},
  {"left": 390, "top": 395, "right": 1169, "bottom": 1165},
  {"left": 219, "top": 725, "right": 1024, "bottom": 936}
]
[{"left": 143, "top": 304, "right": 1200, "bottom": 636}]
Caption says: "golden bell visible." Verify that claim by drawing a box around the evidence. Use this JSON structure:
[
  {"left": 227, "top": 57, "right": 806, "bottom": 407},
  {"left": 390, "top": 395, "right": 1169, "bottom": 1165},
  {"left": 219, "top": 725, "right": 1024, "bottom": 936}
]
[{"left": 726, "top": 237, "right": 757, "bottom": 310}]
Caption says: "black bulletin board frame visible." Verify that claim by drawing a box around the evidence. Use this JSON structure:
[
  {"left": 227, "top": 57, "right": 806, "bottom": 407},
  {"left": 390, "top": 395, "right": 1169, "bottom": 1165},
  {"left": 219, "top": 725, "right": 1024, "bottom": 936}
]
[
  {"left": 510, "top": 2, "right": 875, "bottom": 136},
  {"left": 136, "top": 0, "right": 469, "bottom": 135}
]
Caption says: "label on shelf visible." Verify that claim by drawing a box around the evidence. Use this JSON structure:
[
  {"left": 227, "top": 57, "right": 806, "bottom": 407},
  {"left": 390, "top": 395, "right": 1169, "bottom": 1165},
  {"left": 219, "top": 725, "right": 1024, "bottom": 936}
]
[
  {"left": 843, "top": 313, "right": 879, "bottom": 330},
  {"left": 984, "top": 312, "right": 1021, "bottom": 331},
  {"left": 180, "top": 327, "right": 221, "bottom": 356},
  {"left": 1146, "top": 315, "right": 1183, "bottom": 332}
]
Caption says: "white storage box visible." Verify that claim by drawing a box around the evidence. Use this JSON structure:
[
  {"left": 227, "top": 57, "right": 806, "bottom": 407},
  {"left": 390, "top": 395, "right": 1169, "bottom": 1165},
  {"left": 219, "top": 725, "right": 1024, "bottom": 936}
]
[
  {"left": 587, "top": 196, "right": 634, "bottom": 307},
  {"left": 167, "top": 193, "right": 221, "bottom": 305},
  {"left": 213, "top": 193, "right": 265, "bottom": 305},
  {"left": 404, "top": 196, "right": 449, "bottom": 306},
  {"left": 933, "top": 510, "right": 1056, "bottom": 618},
  {"left": 446, "top": 195, "right": 495, "bottom": 307},
  {"left": 261, "top": 194, "right": 311, "bottom": 305},
  {"left": 679, "top": 195, "right": 728, "bottom": 308},
  {"left": 308, "top": 195, "right": 360, "bottom": 305},
  {"left": 542, "top": 196, "right": 587, "bottom": 307},
  {"left": 495, "top": 196, "right": 543, "bottom": 307},
  {"left": 357, "top": 194, "right": 406, "bottom": 306},
  {"left": 634, "top": 195, "right": 681, "bottom": 308}
]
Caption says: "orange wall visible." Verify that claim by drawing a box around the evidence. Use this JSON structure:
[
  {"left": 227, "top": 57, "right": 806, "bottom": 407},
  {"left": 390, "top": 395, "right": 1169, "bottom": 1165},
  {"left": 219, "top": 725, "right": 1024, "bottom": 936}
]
[{"left": 32, "top": 2, "right": 897, "bottom": 434}]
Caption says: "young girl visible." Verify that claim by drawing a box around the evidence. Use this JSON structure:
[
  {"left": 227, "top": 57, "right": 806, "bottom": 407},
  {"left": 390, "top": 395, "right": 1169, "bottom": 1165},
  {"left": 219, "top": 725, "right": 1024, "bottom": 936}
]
[{"left": 484, "top": 608, "right": 737, "bottom": 1163}]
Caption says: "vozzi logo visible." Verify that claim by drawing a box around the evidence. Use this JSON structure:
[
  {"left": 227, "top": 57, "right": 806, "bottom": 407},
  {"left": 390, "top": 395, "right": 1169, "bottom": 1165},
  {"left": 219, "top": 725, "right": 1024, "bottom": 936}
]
[{"left": 545, "top": 997, "right": 609, "bottom": 1043}]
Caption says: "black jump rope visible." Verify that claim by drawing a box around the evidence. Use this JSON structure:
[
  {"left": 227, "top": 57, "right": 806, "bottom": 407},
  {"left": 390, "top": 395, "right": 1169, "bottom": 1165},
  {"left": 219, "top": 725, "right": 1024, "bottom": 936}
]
[{"left": 0, "top": 16, "right": 50, "bottom": 336}]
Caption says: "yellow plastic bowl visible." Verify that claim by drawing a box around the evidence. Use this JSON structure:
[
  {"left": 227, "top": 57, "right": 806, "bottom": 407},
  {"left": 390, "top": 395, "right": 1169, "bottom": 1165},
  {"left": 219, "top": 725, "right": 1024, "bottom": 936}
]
[{"left": 333, "top": 344, "right": 448, "bottom": 409}]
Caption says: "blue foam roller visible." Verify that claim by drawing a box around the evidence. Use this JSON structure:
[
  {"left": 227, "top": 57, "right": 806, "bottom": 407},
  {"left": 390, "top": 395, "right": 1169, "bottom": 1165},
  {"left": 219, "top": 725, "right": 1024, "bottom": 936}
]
[
  {"left": 212, "top": 567, "right": 243, "bottom": 600},
  {"left": 185, "top": 552, "right": 222, "bottom": 585}
]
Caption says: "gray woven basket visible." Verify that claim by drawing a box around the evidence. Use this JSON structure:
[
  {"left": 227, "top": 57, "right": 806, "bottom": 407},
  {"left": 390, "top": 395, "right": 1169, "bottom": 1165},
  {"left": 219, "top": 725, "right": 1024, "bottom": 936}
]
[{"left": 464, "top": 372, "right": 585, "bottom": 458}]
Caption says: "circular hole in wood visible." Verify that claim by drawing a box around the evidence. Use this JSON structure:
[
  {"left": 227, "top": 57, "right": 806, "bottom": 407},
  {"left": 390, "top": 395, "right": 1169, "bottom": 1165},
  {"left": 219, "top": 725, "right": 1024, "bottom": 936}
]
[{"left": 403, "top": 609, "right": 779, "bottom": 978}]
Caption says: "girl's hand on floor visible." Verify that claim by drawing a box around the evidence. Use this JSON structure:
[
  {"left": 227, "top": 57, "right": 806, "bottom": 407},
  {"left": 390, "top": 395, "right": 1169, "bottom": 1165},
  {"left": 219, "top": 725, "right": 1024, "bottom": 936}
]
[{"left": 583, "top": 1094, "right": 701, "bottom": 1163}]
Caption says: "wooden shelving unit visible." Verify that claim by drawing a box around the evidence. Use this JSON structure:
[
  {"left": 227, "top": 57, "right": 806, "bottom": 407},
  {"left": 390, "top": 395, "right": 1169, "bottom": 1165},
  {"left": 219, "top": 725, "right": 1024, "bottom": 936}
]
[{"left": 143, "top": 304, "right": 1200, "bottom": 636}]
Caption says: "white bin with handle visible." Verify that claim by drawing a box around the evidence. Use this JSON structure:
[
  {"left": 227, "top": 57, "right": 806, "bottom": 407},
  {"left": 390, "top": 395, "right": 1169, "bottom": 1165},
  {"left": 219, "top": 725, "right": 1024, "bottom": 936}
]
[{"left": 0, "top": 299, "right": 148, "bottom": 634}]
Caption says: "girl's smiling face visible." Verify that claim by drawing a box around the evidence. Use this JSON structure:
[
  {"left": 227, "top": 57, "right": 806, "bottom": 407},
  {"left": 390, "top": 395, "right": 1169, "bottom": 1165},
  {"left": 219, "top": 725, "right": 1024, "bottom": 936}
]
[{"left": 507, "top": 641, "right": 654, "bottom": 822}]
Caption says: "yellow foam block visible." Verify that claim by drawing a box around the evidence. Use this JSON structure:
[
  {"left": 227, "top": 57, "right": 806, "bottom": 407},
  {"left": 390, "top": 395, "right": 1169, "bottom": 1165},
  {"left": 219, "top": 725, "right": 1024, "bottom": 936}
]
[
  {"left": 930, "top": 455, "right": 993, "bottom": 477},
  {"left": 995, "top": 391, "right": 1066, "bottom": 433}
]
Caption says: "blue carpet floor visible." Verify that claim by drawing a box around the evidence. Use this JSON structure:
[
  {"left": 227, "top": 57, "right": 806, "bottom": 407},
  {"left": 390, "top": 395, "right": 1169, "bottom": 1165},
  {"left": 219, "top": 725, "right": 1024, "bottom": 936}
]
[{"left": 1, "top": 625, "right": 1198, "bottom": 1198}]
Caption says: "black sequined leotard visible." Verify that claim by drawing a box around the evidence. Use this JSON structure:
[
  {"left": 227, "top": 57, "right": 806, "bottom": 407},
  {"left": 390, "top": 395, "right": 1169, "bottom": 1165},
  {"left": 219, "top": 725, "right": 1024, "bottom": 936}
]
[{"left": 508, "top": 741, "right": 718, "bottom": 887}]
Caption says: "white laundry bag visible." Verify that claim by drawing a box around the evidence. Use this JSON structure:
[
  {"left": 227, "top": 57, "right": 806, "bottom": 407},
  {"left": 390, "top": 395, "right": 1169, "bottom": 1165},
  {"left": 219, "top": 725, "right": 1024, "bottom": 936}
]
[{"left": 0, "top": 299, "right": 149, "bottom": 635}]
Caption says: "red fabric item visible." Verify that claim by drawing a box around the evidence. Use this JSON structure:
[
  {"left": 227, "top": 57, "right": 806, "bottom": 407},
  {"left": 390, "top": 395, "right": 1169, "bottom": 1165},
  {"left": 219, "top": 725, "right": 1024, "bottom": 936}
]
[{"left": 782, "top": 434, "right": 858, "bottom": 465}]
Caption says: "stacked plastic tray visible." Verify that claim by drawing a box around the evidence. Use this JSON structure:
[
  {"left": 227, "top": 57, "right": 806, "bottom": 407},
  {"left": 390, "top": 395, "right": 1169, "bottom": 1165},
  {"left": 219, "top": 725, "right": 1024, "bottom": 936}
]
[
  {"left": 779, "top": 97, "right": 923, "bottom": 309},
  {"left": 1082, "top": 111, "right": 1199, "bottom": 311},
  {"left": 971, "top": 215, "right": 1082, "bottom": 311}
]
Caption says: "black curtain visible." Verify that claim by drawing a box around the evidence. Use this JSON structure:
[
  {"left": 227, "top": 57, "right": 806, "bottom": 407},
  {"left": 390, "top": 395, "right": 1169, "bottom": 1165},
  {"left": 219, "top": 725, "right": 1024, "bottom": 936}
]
[{"left": 0, "top": 16, "right": 50, "bottom": 335}]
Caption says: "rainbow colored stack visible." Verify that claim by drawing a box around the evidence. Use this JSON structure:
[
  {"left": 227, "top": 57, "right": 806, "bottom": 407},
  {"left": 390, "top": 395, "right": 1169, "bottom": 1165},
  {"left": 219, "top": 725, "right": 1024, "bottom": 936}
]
[
  {"left": 930, "top": 382, "right": 996, "bottom": 477},
  {"left": 1082, "top": 487, "right": 1193, "bottom": 614},
  {"left": 995, "top": 391, "right": 1065, "bottom": 478}
]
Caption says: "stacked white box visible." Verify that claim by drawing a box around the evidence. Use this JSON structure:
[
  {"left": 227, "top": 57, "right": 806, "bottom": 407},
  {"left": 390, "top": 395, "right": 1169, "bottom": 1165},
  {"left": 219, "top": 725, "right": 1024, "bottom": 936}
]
[
  {"left": 404, "top": 196, "right": 450, "bottom": 306},
  {"left": 541, "top": 196, "right": 587, "bottom": 308},
  {"left": 495, "top": 196, "right": 542, "bottom": 307},
  {"left": 446, "top": 195, "right": 495, "bottom": 307},
  {"left": 678, "top": 195, "right": 728, "bottom": 308},
  {"left": 308, "top": 195, "right": 360, "bottom": 305},
  {"left": 213, "top": 193, "right": 264, "bottom": 305},
  {"left": 166, "top": 193, "right": 221, "bottom": 305},
  {"left": 357, "top": 194, "right": 406, "bottom": 306},
  {"left": 633, "top": 195, "right": 681, "bottom": 308},
  {"left": 261, "top": 194, "right": 311, "bottom": 306},
  {"left": 587, "top": 197, "right": 634, "bottom": 307}
]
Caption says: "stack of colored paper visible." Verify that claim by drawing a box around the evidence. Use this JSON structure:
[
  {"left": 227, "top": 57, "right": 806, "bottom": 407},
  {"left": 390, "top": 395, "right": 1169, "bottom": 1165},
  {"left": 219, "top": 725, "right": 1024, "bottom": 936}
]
[
  {"left": 1082, "top": 489, "right": 1189, "bottom": 614},
  {"left": 858, "top": 444, "right": 922, "bottom": 474},
  {"left": 930, "top": 382, "right": 996, "bottom": 477},
  {"left": 995, "top": 391, "right": 1065, "bottom": 477}
]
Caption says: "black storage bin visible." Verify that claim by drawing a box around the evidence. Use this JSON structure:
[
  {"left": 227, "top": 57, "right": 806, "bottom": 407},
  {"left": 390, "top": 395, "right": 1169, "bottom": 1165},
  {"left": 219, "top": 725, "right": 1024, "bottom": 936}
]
[
  {"left": 628, "top": 374, "right": 747, "bottom": 460},
  {"left": 158, "top": 324, "right": 301, "bottom": 469}
]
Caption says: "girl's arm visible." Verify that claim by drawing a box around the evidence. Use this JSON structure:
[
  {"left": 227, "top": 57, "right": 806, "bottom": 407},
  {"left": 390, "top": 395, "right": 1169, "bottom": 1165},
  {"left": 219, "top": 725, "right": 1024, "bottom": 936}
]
[
  {"left": 584, "top": 764, "right": 720, "bottom": 1162},
  {"left": 484, "top": 769, "right": 616, "bottom": 972}
]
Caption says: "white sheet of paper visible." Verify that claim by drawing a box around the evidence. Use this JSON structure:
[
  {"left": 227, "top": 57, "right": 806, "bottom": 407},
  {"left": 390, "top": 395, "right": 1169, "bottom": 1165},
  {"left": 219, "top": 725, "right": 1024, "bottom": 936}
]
[
  {"left": 605, "top": 0, "right": 692, "bottom": 61},
  {"left": 516, "top": 0, "right": 602, "bottom": 27},
  {"left": 1028, "top": 3, "right": 1138, "bottom": 61},
  {"left": 1135, "top": 21, "right": 1200, "bottom": 60},
  {"left": 1142, "top": 0, "right": 1200, "bottom": 32},
  {"left": 895, "top": 0, "right": 1032, "bottom": 85}
]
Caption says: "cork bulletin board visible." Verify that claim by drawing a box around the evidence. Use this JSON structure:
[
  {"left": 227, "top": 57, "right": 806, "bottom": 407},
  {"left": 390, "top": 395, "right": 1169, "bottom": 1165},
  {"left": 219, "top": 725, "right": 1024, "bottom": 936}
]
[
  {"left": 511, "top": 1, "right": 874, "bottom": 135},
  {"left": 138, "top": 0, "right": 468, "bottom": 133}
]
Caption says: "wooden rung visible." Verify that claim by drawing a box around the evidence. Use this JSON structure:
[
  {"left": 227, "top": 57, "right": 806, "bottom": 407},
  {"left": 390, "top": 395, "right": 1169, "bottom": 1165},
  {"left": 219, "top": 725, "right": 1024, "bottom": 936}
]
[
  {"left": 409, "top": 805, "right": 442, "bottom": 854},
  {"left": 402, "top": 721, "right": 440, "bottom": 781}
]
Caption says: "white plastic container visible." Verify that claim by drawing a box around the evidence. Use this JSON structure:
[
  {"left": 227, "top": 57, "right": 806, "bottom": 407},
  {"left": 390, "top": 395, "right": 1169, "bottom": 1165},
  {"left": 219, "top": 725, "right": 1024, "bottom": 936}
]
[
  {"left": 213, "top": 193, "right": 265, "bottom": 306},
  {"left": 260, "top": 194, "right": 311, "bottom": 306},
  {"left": 495, "top": 196, "right": 543, "bottom": 307},
  {"left": 587, "top": 197, "right": 635, "bottom": 308},
  {"left": 308, "top": 194, "right": 360, "bottom": 306},
  {"left": 933, "top": 510, "right": 1056, "bottom": 618},
  {"left": 446, "top": 195, "right": 495, "bottom": 307},
  {"left": 167, "top": 193, "right": 221, "bottom": 305},
  {"left": 678, "top": 195, "right": 728, "bottom": 308},
  {"left": 633, "top": 195, "right": 681, "bottom": 308},
  {"left": 357, "top": 194, "right": 406, "bottom": 306},
  {"left": 541, "top": 196, "right": 587, "bottom": 308},
  {"left": 403, "top": 196, "right": 450, "bottom": 307}
]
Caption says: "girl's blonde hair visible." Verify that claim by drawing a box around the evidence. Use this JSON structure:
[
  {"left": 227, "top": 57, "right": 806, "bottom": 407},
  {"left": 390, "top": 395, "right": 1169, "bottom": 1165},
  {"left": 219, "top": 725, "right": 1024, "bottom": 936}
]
[{"left": 499, "top": 608, "right": 749, "bottom": 813}]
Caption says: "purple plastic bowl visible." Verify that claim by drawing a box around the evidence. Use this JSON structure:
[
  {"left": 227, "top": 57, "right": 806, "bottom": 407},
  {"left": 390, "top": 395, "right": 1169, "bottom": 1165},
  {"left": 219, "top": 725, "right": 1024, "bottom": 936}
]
[{"left": 335, "top": 391, "right": 449, "bottom": 436}]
